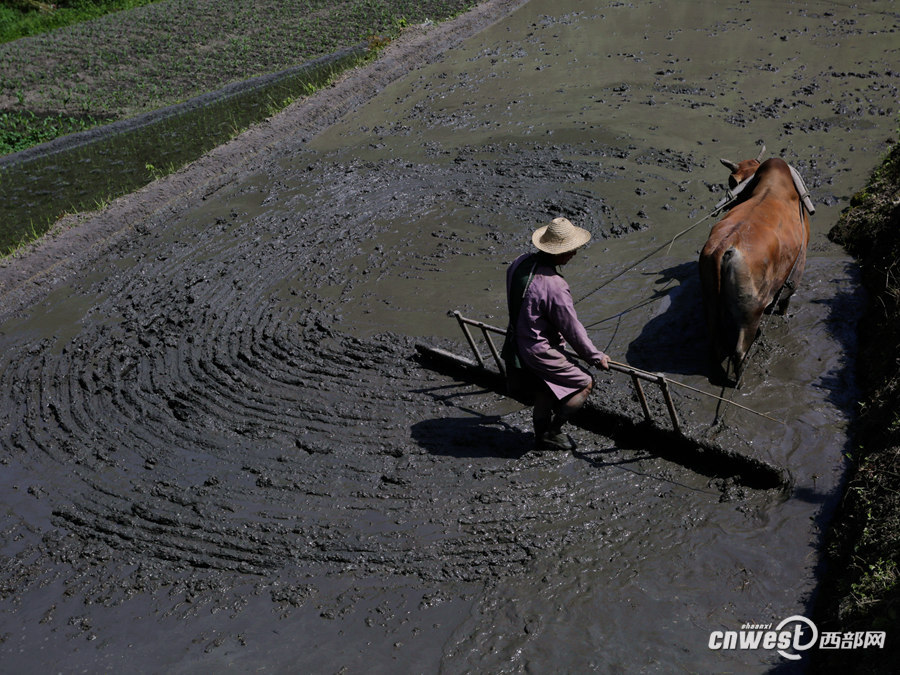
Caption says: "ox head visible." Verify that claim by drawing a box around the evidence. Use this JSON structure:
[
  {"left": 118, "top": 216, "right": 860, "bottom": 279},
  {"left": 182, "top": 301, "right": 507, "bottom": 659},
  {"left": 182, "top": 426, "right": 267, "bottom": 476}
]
[{"left": 720, "top": 145, "right": 766, "bottom": 189}]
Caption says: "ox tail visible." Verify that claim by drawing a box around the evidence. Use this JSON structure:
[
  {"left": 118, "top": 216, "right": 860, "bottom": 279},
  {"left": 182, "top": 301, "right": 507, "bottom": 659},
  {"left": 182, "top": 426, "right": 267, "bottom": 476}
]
[{"left": 718, "top": 246, "right": 754, "bottom": 376}]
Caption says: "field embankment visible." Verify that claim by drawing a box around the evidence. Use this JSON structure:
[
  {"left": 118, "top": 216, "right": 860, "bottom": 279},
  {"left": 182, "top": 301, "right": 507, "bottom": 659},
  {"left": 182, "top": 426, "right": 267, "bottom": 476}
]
[{"left": 813, "top": 140, "right": 900, "bottom": 672}]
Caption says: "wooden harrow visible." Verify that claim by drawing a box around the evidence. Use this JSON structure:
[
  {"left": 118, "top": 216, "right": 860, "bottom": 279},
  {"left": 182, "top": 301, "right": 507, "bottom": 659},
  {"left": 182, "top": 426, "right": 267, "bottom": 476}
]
[{"left": 414, "top": 310, "right": 789, "bottom": 490}]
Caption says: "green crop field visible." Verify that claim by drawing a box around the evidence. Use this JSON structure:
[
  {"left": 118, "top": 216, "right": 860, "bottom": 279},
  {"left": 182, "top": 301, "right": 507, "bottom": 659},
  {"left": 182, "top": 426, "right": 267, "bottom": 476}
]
[{"left": 1, "top": 0, "right": 481, "bottom": 156}]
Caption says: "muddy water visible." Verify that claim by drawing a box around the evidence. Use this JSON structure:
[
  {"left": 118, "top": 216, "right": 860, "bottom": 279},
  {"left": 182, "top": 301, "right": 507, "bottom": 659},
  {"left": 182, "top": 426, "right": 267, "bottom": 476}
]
[{"left": 1, "top": 1, "right": 898, "bottom": 672}]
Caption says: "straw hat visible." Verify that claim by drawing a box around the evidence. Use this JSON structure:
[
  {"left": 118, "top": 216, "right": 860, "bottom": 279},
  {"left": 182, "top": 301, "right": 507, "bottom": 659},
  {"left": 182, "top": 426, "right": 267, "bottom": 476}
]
[{"left": 532, "top": 217, "right": 592, "bottom": 254}]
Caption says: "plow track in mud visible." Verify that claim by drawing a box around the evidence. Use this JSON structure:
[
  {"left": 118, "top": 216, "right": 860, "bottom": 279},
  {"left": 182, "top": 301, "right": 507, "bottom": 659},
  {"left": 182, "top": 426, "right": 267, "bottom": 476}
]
[
  {"left": 0, "top": 180, "right": 670, "bottom": 594},
  {"left": 1, "top": 227, "right": 507, "bottom": 583},
  {"left": 1, "top": 312, "right": 680, "bottom": 590}
]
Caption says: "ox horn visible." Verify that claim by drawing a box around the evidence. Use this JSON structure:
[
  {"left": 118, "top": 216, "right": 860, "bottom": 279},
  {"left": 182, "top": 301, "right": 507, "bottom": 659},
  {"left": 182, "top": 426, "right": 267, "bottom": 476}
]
[
  {"left": 756, "top": 144, "right": 766, "bottom": 162},
  {"left": 720, "top": 158, "right": 740, "bottom": 172}
]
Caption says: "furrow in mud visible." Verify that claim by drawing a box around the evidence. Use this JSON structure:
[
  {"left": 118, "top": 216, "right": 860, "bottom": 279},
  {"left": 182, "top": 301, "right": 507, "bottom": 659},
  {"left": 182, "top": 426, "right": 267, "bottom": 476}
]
[
  {"left": 2, "top": 290, "right": 728, "bottom": 590},
  {"left": 6, "top": 274, "right": 651, "bottom": 585}
]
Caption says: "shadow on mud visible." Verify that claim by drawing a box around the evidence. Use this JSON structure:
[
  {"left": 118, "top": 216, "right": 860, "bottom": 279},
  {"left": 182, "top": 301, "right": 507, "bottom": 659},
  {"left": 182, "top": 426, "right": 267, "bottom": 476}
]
[
  {"left": 624, "top": 261, "right": 710, "bottom": 377},
  {"left": 627, "top": 259, "right": 865, "bottom": 399},
  {"left": 810, "top": 261, "right": 866, "bottom": 412},
  {"left": 411, "top": 414, "right": 531, "bottom": 459}
]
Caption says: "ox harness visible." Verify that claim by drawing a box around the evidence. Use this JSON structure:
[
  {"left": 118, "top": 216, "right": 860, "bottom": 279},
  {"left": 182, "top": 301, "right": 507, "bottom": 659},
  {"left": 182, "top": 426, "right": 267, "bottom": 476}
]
[{"left": 714, "top": 164, "right": 816, "bottom": 215}]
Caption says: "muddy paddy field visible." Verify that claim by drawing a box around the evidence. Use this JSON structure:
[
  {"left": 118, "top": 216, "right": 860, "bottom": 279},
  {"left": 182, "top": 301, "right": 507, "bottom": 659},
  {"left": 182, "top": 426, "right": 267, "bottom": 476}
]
[{"left": 1, "top": 0, "right": 899, "bottom": 672}]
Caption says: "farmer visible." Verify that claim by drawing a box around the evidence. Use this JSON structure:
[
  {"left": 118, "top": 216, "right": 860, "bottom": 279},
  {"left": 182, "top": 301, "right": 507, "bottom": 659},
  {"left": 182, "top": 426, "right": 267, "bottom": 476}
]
[{"left": 501, "top": 217, "right": 610, "bottom": 451}]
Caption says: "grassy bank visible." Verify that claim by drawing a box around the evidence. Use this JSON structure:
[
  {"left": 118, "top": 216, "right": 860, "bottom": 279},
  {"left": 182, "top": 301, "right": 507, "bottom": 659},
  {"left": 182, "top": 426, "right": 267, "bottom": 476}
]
[
  {"left": 0, "top": 0, "right": 482, "bottom": 156},
  {"left": 812, "top": 138, "right": 900, "bottom": 672}
]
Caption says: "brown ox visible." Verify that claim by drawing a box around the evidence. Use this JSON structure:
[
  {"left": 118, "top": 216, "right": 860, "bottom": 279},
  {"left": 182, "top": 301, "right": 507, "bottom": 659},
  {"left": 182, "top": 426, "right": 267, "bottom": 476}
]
[{"left": 699, "top": 149, "right": 812, "bottom": 378}]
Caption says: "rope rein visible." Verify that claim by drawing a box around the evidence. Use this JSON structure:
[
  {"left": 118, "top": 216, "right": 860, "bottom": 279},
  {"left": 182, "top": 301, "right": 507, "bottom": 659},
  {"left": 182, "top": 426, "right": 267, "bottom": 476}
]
[
  {"left": 574, "top": 202, "right": 729, "bottom": 306},
  {"left": 605, "top": 359, "right": 785, "bottom": 425},
  {"left": 564, "top": 350, "right": 785, "bottom": 425}
]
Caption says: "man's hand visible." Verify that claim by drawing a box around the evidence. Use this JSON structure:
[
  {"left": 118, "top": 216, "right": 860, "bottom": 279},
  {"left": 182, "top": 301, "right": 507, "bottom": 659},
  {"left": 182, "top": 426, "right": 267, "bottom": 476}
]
[{"left": 594, "top": 353, "right": 610, "bottom": 370}]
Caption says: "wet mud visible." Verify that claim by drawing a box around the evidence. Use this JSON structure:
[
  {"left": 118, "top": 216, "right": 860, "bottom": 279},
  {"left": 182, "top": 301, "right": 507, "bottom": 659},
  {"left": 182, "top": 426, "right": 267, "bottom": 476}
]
[{"left": 1, "top": 0, "right": 898, "bottom": 672}]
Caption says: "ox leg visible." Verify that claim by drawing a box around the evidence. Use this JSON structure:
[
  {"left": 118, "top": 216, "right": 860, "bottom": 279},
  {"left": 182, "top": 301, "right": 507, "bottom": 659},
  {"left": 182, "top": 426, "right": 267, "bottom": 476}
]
[
  {"left": 729, "top": 308, "right": 765, "bottom": 384},
  {"left": 730, "top": 335, "right": 748, "bottom": 383},
  {"left": 775, "top": 283, "right": 794, "bottom": 315},
  {"left": 708, "top": 349, "right": 730, "bottom": 386},
  {"left": 776, "top": 248, "right": 807, "bottom": 315},
  {"left": 698, "top": 255, "right": 730, "bottom": 382},
  {"left": 729, "top": 354, "right": 743, "bottom": 383}
]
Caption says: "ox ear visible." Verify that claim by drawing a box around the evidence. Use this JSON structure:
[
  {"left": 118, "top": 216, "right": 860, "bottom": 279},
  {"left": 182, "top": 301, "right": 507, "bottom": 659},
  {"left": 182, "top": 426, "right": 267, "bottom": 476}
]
[
  {"left": 756, "top": 145, "right": 766, "bottom": 162},
  {"left": 720, "top": 158, "right": 740, "bottom": 172}
]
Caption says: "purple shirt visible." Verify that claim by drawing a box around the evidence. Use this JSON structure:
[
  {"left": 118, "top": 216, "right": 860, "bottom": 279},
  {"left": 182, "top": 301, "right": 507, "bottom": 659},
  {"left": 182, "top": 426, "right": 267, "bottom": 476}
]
[{"left": 508, "top": 253, "right": 604, "bottom": 398}]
